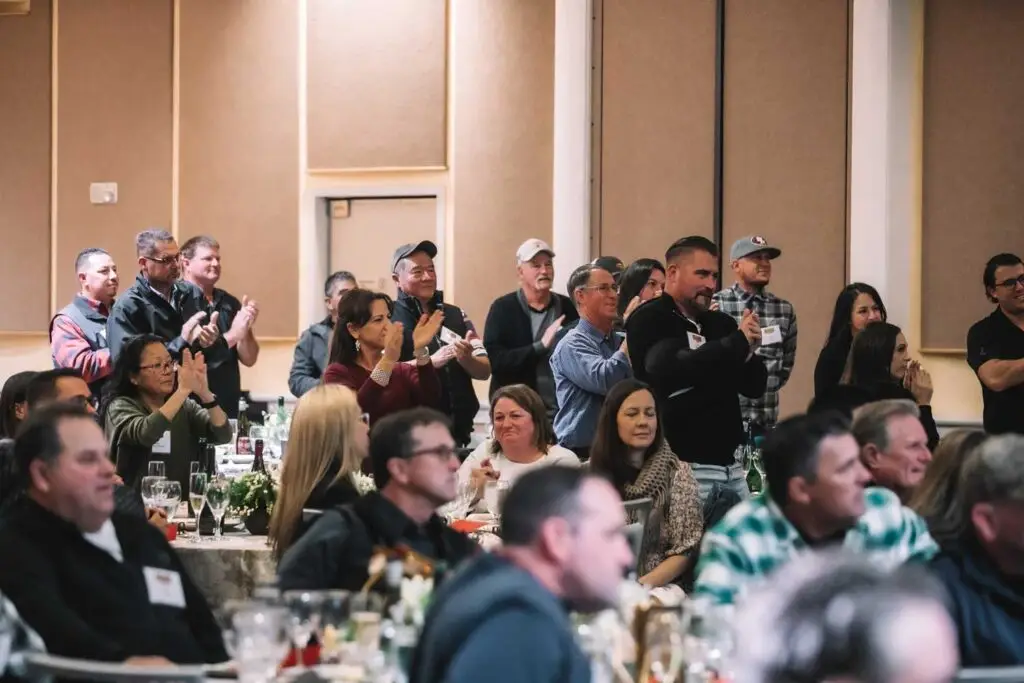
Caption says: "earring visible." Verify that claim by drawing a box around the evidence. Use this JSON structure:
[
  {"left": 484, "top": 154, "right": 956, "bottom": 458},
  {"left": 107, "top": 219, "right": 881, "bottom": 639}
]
[{"left": 355, "top": 340, "right": 361, "bottom": 352}]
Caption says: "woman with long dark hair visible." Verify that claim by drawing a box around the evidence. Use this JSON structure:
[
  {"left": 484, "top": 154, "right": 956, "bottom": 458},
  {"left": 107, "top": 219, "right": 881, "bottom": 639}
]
[
  {"left": 617, "top": 258, "right": 666, "bottom": 319},
  {"left": 814, "top": 283, "right": 887, "bottom": 396},
  {"left": 103, "top": 334, "right": 231, "bottom": 493},
  {"left": 0, "top": 371, "right": 37, "bottom": 440},
  {"left": 322, "top": 288, "right": 442, "bottom": 425},
  {"left": 589, "top": 378, "right": 703, "bottom": 587}
]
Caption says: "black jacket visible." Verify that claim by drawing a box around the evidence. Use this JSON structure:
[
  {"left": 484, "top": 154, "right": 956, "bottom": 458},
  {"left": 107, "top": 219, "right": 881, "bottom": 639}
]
[
  {"left": 106, "top": 273, "right": 205, "bottom": 363},
  {"left": 813, "top": 333, "right": 852, "bottom": 398},
  {"left": 0, "top": 499, "right": 226, "bottom": 663},
  {"left": 289, "top": 317, "right": 333, "bottom": 398},
  {"left": 391, "top": 291, "right": 479, "bottom": 446},
  {"left": 184, "top": 283, "right": 244, "bottom": 417},
  {"left": 809, "top": 381, "right": 940, "bottom": 450},
  {"left": 277, "top": 491, "right": 478, "bottom": 592},
  {"left": 482, "top": 291, "right": 578, "bottom": 398},
  {"left": 626, "top": 294, "right": 767, "bottom": 467}
]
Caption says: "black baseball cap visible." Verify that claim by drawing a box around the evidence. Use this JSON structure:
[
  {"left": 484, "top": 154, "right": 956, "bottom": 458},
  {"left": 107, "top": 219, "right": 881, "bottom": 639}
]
[{"left": 592, "top": 256, "right": 625, "bottom": 282}]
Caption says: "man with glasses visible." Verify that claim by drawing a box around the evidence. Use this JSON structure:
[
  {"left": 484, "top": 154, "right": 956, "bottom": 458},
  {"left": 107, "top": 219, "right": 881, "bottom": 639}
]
[
  {"left": 968, "top": 253, "right": 1024, "bottom": 435},
  {"left": 107, "top": 229, "right": 219, "bottom": 364},
  {"left": 277, "top": 408, "right": 478, "bottom": 591},
  {"left": 550, "top": 264, "right": 632, "bottom": 460}
]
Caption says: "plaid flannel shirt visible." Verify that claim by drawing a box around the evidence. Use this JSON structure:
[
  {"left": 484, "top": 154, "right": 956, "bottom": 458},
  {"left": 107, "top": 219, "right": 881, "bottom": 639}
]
[
  {"left": 711, "top": 283, "right": 797, "bottom": 427},
  {"left": 693, "top": 487, "right": 938, "bottom": 605},
  {"left": 49, "top": 300, "right": 112, "bottom": 385}
]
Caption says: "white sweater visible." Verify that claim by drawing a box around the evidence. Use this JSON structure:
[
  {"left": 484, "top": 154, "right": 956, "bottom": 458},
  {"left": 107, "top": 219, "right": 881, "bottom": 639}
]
[{"left": 457, "top": 440, "right": 581, "bottom": 512}]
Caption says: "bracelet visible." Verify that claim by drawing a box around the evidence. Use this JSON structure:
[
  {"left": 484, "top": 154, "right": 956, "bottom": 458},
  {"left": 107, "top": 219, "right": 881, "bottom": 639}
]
[
  {"left": 414, "top": 346, "right": 430, "bottom": 361},
  {"left": 370, "top": 362, "right": 394, "bottom": 387},
  {"left": 200, "top": 396, "right": 219, "bottom": 410}
]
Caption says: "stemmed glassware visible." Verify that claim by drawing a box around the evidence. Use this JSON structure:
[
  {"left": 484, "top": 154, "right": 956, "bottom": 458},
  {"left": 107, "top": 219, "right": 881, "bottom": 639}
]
[
  {"left": 155, "top": 480, "right": 182, "bottom": 527},
  {"left": 147, "top": 461, "right": 166, "bottom": 478},
  {"left": 188, "top": 472, "right": 208, "bottom": 544},
  {"left": 205, "top": 476, "right": 231, "bottom": 539}
]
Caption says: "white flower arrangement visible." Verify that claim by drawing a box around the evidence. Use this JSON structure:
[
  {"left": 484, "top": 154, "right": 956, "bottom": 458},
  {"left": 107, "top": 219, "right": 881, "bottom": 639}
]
[
  {"left": 397, "top": 575, "right": 434, "bottom": 629},
  {"left": 350, "top": 471, "right": 377, "bottom": 495}
]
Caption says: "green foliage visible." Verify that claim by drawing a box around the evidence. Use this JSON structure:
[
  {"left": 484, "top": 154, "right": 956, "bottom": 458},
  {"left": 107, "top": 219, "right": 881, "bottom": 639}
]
[{"left": 228, "top": 471, "right": 277, "bottom": 517}]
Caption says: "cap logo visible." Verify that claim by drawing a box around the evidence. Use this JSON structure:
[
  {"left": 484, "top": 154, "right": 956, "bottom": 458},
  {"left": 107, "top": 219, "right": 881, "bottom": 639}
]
[{"left": 751, "top": 236, "right": 767, "bottom": 246}]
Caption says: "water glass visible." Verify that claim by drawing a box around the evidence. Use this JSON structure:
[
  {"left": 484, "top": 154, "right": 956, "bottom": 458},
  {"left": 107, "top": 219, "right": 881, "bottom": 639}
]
[
  {"left": 190, "top": 460, "right": 201, "bottom": 475},
  {"left": 140, "top": 476, "right": 164, "bottom": 507},
  {"left": 155, "top": 480, "right": 182, "bottom": 524},
  {"left": 188, "top": 472, "right": 208, "bottom": 543},
  {"left": 282, "top": 591, "right": 324, "bottom": 666},
  {"left": 316, "top": 591, "right": 351, "bottom": 664},
  {"left": 205, "top": 476, "right": 231, "bottom": 539},
  {"left": 349, "top": 592, "right": 385, "bottom": 662},
  {"left": 147, "top": 461, "right": 166, "bottom": 478},
  {"left": 231, "top": 606, "right": 291, "bottom": 683}
]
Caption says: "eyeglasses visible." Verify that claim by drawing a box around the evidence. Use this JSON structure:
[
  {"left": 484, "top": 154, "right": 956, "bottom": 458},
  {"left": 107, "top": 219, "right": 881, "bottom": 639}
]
[
  {"left": 139, "top": 360, "right": 177, "bottom": 374},
  {"left": 582, "top": 283, "right": 619, "bottom": 295},
  {"left": 64, "top": 395, "right": 98, "bottom": 410},
  {"left": 995, "top": 275, "right": 1024, "bottom": 290},
  {"left": 409, "top": 445, "right": 458, "bottom": 461},
  {"left": 144, "top": 254, "right": 179, "bottom": 265}
]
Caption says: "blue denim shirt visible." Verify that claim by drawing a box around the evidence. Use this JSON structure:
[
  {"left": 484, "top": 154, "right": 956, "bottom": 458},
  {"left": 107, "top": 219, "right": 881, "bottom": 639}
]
[{"left": 549, "top": 318, "right": 632, "bottom": 448}]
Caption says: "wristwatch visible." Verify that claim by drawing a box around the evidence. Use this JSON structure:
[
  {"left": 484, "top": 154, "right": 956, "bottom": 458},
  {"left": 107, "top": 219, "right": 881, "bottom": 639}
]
[
  {"left": 200, "top": 396, "right": 219, "bottom": 410},
  {"left": 414, "top": 347, "right": 430, "bottom": 362}
]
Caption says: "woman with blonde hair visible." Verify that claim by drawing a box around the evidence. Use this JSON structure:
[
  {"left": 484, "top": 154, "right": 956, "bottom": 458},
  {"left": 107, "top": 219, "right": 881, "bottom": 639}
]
[
  {"left": 910, "top": 428, "right": 987, "bottom": 547},
  {"left": 269, "top": 384, "right": 369, "bottom": 560}
]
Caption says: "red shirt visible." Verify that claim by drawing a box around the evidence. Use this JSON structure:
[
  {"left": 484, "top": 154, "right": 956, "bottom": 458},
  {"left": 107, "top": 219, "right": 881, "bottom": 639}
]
[{"left": 322, "top": 361, "right": 441, "bottom": 424}]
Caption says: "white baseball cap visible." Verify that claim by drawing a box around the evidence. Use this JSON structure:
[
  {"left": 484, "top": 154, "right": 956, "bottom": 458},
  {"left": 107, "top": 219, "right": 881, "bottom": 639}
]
[{"left": 516, "top": 238, "right": 555, "bottom": 264}]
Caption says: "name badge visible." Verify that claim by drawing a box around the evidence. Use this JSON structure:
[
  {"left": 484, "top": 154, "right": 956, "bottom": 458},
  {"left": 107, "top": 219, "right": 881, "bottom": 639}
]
[
  {"left": 438, "top": 327, "right": 461, "bottom": 346},
  {"left": 687, "top": 331, "right": 706, "bottom": 349},
  {"left": 761, "top": 325, "right": 784, "bottom": 346},
  {"left": 143, "top": 567, "right": 186, "bottom": 608},
  {"left": 152, "top": 431, "right": 171, "bottom": 455}
]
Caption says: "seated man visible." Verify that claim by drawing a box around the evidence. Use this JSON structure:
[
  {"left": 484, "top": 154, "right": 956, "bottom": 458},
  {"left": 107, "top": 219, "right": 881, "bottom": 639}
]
[
  {"left": 932, "top": 434, "right": 1024, "bottom": 667},
  {"left": 278, "top": 408, "right": 478, "bottom": 591},
  {"left": 852, "top": 399, "right": 933, "bottom": 503},
  {"left": 0, "top": 403, "right": 225, "bottom": 664},
  {"left": 694, "top": 410, "right": 937, "bottom": 605},
  {"left": 410, "top": 467, "right": 633, "bottom": 683}
]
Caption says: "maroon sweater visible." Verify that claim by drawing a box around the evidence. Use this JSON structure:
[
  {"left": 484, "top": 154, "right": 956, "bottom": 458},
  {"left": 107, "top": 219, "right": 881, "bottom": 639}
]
[{"left": 322, "top": 361, "right": 441, "bottom": 425}]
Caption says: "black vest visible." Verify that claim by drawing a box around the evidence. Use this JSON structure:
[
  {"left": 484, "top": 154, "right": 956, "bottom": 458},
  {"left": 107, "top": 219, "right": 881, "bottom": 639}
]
[{"left": 49, "top": 297, "right": 110, "bottom": 398}]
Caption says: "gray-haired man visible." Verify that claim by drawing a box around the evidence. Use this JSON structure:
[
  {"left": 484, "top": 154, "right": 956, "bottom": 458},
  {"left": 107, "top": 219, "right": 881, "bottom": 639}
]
[{"left": 852, "top": 399, "right": 932, "bottom": 503}]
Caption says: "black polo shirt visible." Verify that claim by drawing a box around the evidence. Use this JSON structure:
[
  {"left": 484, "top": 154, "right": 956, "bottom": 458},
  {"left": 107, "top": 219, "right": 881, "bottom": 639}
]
[
  {"left": 186, "top": 284, "right": 244, "bottom": 418},
  {"left": 967, "top": 308, "right": 1024, "bottom": 435}
]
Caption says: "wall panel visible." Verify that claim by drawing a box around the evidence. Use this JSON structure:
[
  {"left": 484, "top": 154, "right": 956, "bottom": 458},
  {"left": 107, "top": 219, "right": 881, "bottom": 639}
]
[
  {"left": 921, "top": 0, "right": 1024, "bottom": 351},
  {"left": 56, "top": 0, "right": 173, "bottom": 306},
  {"left": 450, "top": 0, "right": 554, "bottom": 327},
  {"left": 722, "top": 0, "right": 850, "bottom": 416},
  {"left": 0, "top": 1, "right": 51, "bottom": 330},
  {"left": 307, "top": 0, "right": 447, "bottom": 170},
  {"left": 179, "top": 0, "right": 299, "bottom": 338}
]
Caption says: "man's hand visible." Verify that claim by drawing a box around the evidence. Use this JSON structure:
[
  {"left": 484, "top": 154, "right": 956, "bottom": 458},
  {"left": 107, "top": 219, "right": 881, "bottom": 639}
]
[
  {"left": 145, "top": 507, "right": 168, "bottom": 531},
  {"left": 197, "top": 312, "right": 220, "bottom": 348},
  {"left": 739, "top": 308, "right": 761, "bottom": 348},
  {"left": 541, "top": 315, "right": 567, "bottom": 349},
  {"left": 181, "top": 311, "right": 208, "bottom": 344}
]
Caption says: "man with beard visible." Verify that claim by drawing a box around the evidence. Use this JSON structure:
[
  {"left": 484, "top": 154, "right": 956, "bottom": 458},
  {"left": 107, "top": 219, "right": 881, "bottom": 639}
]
[{"left": 626, "top": 236, "right": 767, "bottom": 499}]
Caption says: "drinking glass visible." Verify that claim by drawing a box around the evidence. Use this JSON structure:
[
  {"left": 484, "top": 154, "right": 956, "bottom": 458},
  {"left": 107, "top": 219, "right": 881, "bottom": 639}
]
[
  {"left": 140, "top": 476, "right": 164, "bottom": 508},
  {"left": 188, "top": 472, "right": 208, "bottom": 543},
  {"left": 190, "top": 460, "right": 201, "bottom": 475},
  {"left": 156, "top": 480, "right": 182, "bottom": 525},
  {"left": 282, "top": 591, "right": 323, "bottom": 670},
  {"left": 231, "top": 605, "right": 291, "bottom": 683},
  {"left": 492, "top": 480, "right": 511, "bottom": 529},
  {"left": 348, "top": 592, "right": 385, "bottom": 664},
  {"left": 316, "top": 590, "right": 351, "bottom": 664},
  {"left": 147, "top": 461, "right": 166, "bottom": 478},
  {"left": 205, "top": 476, "right": 231, "bottom": 539}
]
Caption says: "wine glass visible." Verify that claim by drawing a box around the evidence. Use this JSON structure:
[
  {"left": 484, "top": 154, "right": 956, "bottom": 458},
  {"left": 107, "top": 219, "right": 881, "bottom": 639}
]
[
  {"left": 188, "top": 472, "right": 208, "bottom": 544},
  {"left": 282, "top": 591, "right": 324, "bottom": 671},
  {"left": 316, "top": 591, "right": 351, "bottom": 664},
  {"left": 205, "top": 476, "right": 231, "bottom": 539},
  {"left": 232, "top": 605, "right": 291, "bottom": 683},
  {"left": 147, "top": 461, "right": 166, "bottom": 479},
  {"left": 157, "top": 480, "right": 182, "bottom": 526},
  {"left": 140, "top": 476, "right": 164, "bottom": 508}
]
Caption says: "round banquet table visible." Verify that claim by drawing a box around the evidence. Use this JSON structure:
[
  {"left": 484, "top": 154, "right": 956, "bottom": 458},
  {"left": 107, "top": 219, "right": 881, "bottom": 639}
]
[{"left": 171, "top": 533, "right": 276, "bottom": 608}]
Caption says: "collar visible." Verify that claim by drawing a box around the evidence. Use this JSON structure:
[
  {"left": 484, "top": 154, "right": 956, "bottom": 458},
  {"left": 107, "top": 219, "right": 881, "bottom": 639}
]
[
  {"left": 576, "top": 317, "right": 617, "bottom": 345},
  {"left": 397, "top": 288, "right": 444, "bottom": 314},
  {"left": 352, "top": 491, "right": 442, "bottom": 546},
  {"left": 516, "top": 288, "right": 556, "bottom": 313},
  {"left": 729, "top": 282, "right": 764, "bottom": 301},
  {"left": 75, "top": 294, "right": 110, "bottom": 317},
  {"left": 761, "top": 494, "right": 852, "bottom": 550}
]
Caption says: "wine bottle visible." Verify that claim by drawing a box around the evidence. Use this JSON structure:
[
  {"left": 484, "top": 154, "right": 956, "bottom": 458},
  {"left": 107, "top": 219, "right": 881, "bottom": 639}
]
[
  {"left": 236, "top": 398, "right": 251, "bottom": 455},
  {"left": 252, "top": 438, "right": 266, "bottom": 474}
]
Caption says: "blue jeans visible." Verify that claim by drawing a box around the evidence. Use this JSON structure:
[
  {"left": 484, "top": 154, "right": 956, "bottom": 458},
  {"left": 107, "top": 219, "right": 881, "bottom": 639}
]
[{"left": 691, "top": 462, "right": 750, "bottom": 504}]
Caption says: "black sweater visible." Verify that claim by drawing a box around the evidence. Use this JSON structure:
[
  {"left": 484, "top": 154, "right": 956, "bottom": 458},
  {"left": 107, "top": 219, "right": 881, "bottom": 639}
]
[
  {"left": 0, "top": 499, "right": 226, "bottom": 663},
  {"left": 625, "top": 294, "right": 768, "bottom": 467}
]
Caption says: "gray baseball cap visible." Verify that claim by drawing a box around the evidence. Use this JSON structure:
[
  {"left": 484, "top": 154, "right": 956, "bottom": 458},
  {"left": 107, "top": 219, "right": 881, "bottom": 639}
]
[
  {"left": 730, "top": 235, "right": 781, "bottom": 261},
  {"left": 390, "top": 240, "right": 438, "bottom": 273}
]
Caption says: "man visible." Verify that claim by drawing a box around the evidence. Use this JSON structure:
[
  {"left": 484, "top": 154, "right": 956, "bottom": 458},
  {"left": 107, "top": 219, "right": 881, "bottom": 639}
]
[
  {"left": 967, "top": 252, "right": 1024, "bottom": 435},
  {"left": 107, "top": 228, "right": 219, "bottom": 363},
  {"left": 277, "top": 408, "right": 478, "bottom": 591},
  {"left": 391, "top": 242, "right": 490, "bottom": 449},
  {"left": 289, "top": 270, "right": 356, "bottom": 397},
  {"left": 410, "top": 467, "right": 633, "bottom": 683},
  {"left": 932, "top": 434, "right": 1024, "bottom": 667},
  {"left": 180, "top": 235, "right": 260, "bottom": 417},
  {"left": 851, "top": 399, "right": 933, "bottom": 503},
  {"left": 626, "top": 236, "right": 767, "bottom": 499},
  {"left": 484, "top": 239, "right": 579, "bottom": 421},
  {"left": 694, "top": 411, "right": 937, "bottom": 605},
  {"left": 591, "top": 255, "right": 625, "bottom": 283},
  {"left": 711, "top": 236, "right": 797, "bottom": 431},
  {"left": 0, "top": 403, "right": 226, "bottom": 664},
  {"left": 49, "top": 248, "right": 119, "bottom": 400},
  {"left": 550, "top": 264, "right": 632, "bottom": 459},
  {"left": 735, "top": 552, "right": 957, "bottom": 683}
]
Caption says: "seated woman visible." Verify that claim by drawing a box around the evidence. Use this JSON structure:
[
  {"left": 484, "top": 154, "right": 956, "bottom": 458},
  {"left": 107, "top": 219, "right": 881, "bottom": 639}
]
[
  {"left": 910, "top": 429, "right": 987, "bottom": 547},
  {"left": 269, "top": 384, "right": 369, "bottom": 560},
  {"left": 323, "top": 289, "right": 442, "bottom": 425},
  {"left": 458, "top": 384, "right": 578, "bottom": 512},
  {"left": 588, "top": 378, "right": 703, "bottom": 587},
  {"left": 102, "top": 334, "right": 232, "bottom": 494},
  {"left": 0, "top": 371, "right": 37, "bottom": 440},
  {"left": 810, "top": 321, "right": 940, "bottom": 449},
  {"left": 814, "top": 283, "right": 887, "bottom": 397}
]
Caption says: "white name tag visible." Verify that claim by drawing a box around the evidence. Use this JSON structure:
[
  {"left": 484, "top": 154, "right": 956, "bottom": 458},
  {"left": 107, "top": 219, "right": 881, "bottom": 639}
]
[
  {"left": 761, "top": 325, "right": 784, "bottom": 346},
  {"left": 143, "top": 567, "right": 186, "bottom": 608},
  {"left": 687, "top": 332, "right": 706, "bottom": 349},
  {"left": 152, "top": 431, "right": 171, "bottom": 455},
  {"left": 438, "top": 327, "right": 461, "bottom": 345}
]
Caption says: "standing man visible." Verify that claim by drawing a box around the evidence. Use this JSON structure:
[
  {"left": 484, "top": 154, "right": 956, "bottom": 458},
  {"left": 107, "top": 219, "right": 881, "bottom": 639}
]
[
  {"left": 106, "top": 229, "right": 219, "bottom": 364},
  {"left": 967, "top": 253, "right": 1024, "bottom": 435},
  {"left": 180, "top": 236, "right": 259, "bottom": 417},
  {"left": 626, "top": 236, "right": 767, "bottom": 499},
  {"left": 712, "top": 236, "right": 797, "bottom": 432},
  {"left": 550, "top": 264, "right": 632, "bottom": 459},
  {"left": 484, "top": 239, "right": 579, "bottom": 421},
  {"left": 289, "top": 271, "right": 357, "bottom": 397},
  {"left": 49, "top": 248, "right": 119, "bottom": 400},
  {"left": 391, "top": 242, "right": 490, "bottom": 450}
]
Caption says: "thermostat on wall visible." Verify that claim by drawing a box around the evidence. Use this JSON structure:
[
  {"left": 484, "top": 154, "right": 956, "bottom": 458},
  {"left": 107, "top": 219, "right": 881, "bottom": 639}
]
[{"left": 90, "top": 182, "right": 118, "bottom": 205}]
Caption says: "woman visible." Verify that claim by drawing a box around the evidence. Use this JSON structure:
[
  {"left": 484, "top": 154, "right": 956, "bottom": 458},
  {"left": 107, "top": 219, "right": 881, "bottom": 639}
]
[
  {"left": 811, "top": 322, "right": 939, "bottom": 449},
  {"left": 589, "top": 379, "right": 703, "bottom": 587},
  {"left": 617, "top": 258, "right": 666, "bottom": 319},
  {"left": 102, "top": 334, "right": 232, "bottom": 493},
  {"left": 910, "top": 429, "right": 987, "bottom": 546},
  {"left": 458, "top": 384, "right": 578, "bottom": 512},
  {"left": 323, "top": 289, "right": 442, "bottom": 425},
  {"left": 814, "top": 283, "right": 887, "bottom": 396},
  {"left": 269, "top": 384, "right": 370, "bottom": 560},
  {"left": 0, "top": 371, "right": 37, "bottom": 440}
]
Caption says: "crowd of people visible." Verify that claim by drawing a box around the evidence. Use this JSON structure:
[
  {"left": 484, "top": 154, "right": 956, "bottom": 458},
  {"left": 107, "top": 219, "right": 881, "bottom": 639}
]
[{"left": 0, "top": 226, "right": 1022, "bottom": 682}]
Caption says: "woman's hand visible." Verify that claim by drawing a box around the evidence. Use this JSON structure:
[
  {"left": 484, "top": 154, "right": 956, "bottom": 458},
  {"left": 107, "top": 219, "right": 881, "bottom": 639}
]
[
  {"left": 907, "top": 361, "right": 933, "bottom": 405},
  {"left": 412, "top": 310, "right": 444, "bottom": 352},
  {"left": 469, "top": 457, "right": 499, "bottom": 497},
  {"left": 383, "top": 322, "right": 404, "bottom": 363},
  {"left": 176, "top": 350, "right": 201, "bottom": 395}
]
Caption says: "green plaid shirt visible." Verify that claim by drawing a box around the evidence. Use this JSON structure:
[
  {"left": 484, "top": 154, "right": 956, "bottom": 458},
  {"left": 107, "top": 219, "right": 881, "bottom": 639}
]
[{"left": 693, "top": 488, "right": 938, "bottom": 605}]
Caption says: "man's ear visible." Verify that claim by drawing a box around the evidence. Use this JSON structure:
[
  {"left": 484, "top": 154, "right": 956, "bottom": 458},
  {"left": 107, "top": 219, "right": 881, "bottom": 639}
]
[{"left": 860, "top": 444, "right": 881, "bottom": 469}]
